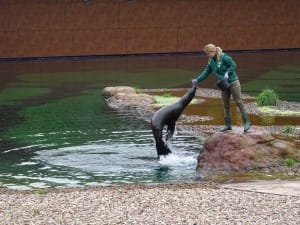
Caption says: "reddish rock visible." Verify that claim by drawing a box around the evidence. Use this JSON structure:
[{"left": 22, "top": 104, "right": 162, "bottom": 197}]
[{"left": 197, "top": 126, "right": 300, "bottom": 173}]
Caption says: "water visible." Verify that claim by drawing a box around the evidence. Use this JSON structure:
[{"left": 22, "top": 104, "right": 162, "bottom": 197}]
[
  {"left": 0, "top": 50, "right": 299, "bottom": 190},
  {"left": 1, "top": 123, "right": 202, "bottom": 190}
]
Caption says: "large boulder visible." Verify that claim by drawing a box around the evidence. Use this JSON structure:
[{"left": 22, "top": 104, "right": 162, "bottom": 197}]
[
  {"left": 197, "top": 126, "right": 300, "bottom": 173},
  {"left": 102, "top": 86, "right": 136, "bottom": 98},
  {"left": 102, "top": 86, "right": 156, "bottom": 118},
  {"left": 106, "top": 92, "right": 156, "bottom": 109}
]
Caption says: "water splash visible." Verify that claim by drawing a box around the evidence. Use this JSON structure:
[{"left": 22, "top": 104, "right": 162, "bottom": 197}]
[{"left": 158, "top": 153, "right": 197, "bottom": 167}]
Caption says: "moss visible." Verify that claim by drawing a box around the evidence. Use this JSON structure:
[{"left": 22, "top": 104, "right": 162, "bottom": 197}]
[
  {"left": 152, "top": 95, "right": 197, "bottom": 107},
  {"left": 153, "top": 95, "right": 180, "bottom": 107},
  {"left": 258, "top": 106, "right": 300, "bottom": 116}
]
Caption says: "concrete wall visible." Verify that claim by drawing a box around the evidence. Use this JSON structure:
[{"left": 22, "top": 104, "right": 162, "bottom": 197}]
[{"left": 0, "top": 0, "right": 299, "bottom": 58}]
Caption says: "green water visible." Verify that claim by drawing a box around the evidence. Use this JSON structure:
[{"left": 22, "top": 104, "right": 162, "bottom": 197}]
[{"left": 0, "top": 51, "right": 299, "bottom": 190}]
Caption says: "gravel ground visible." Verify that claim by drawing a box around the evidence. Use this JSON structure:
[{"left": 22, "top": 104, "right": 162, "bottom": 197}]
[{"left": 1, "top": 183, "right": 299, "bottom": 225}]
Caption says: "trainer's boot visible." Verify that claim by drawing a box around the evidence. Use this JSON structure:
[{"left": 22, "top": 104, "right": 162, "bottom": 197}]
[
  {"left": 241, "top": 113, "right": 251, "bottom": 132},
  {"left": 219, "top": 117, "right": 232, "bottom": 132}
]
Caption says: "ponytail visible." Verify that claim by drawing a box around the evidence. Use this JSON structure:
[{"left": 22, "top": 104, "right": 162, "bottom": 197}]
[
  {"left": 215, "top": 46, "right": 223, "bottom": 61},
  {"left": 204, "top": 44, "right": 223, "bottom": 61}
]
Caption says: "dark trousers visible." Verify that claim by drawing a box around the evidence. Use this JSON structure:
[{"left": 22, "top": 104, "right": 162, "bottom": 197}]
[{"left": 221, "top": 80, "right": 247, "bottom": 117}]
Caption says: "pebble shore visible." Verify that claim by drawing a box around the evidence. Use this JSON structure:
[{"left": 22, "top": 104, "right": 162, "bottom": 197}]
[{"left": 1, "top": 183, "right": 299, "bottom": 225}]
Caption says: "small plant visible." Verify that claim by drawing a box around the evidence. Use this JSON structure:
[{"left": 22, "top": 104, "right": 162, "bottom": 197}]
[
  {"left": 256, "top": 89, "right": 279, "bottom": 106},
  {"left": 282, "top": 125, "right": 295, "bottom": 135},
  {"left": 162, "top": 93, "right": 172, "bottom": 98},
  {"left": 33, "top": 209, "right": 41, "bottom": 216},
  {"left": 134, "top": 87, "right": 142, "bottom": 94},
  {"left": 284, "top": 158, "right": 296, "bottom": 167},
  {"left": 36, "top": 189, "right": 49, "bottom": 195},
  {"left": 252, "top": 163, "right": 261, "bottom": 170}
]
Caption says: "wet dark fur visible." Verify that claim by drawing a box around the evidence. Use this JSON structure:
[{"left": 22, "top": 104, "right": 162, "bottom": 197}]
[{"left": 151, "top": 86, "right": 197, "bottom": 156}]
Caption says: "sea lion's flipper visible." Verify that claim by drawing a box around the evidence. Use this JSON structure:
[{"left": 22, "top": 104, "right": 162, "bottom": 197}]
[
  {"left": 156, "top": 140, "right": 171, "bottom": 156},
  {"left": 151, "top": 127, "right": 172, "bottom": 156},
  {"left": 166, "top": 122, "right": 175, "bottom": 141}
]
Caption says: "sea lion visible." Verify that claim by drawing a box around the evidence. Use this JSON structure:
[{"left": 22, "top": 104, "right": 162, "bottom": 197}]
[{"left": 151, "top": 85, "right": 197, "bottom": 156}]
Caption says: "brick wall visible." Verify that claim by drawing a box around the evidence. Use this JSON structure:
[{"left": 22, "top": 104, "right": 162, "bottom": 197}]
[{"left": 0, "top": 0, "right": 299, "bottom": 58}]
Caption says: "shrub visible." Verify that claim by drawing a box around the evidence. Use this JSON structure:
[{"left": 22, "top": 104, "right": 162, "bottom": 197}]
[{"left": 256, "top": 89, "right": 279, "bottom": 106}]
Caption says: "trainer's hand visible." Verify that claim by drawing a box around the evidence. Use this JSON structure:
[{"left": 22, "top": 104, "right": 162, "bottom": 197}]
[{"left": 192, "top": 79, "right": 198, "bottom": 86}]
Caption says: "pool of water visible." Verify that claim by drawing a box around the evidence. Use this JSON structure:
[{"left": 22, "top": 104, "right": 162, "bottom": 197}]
[
  {"left": 0, "top": 50, "right": 299, "bottom": 190},
  {"left": 1, "top": 116, "right": 202, "bottom": 190}
]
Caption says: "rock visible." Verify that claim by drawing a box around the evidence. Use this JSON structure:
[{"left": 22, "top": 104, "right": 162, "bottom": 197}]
[
  {"left": 197, "top": 126, "right": 300, "bottom": 173},
  {"left": 102, "top": 86, "right": 156, "bottom": 115},
  {"left": 102, "top": 86, "right": 136, "bottom": 98},
  {"left": 107, "top": 93, "right": 156, "bottom": 109}
]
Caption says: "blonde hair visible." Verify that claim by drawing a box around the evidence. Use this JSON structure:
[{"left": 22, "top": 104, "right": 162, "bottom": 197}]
[{"left": 204, "top": 43, "right": 223, "bottom": 61}]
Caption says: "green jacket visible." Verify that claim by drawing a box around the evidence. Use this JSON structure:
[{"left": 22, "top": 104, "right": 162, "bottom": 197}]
[{"left": 196, "top": 53, "right": 239, "bottom": 83}]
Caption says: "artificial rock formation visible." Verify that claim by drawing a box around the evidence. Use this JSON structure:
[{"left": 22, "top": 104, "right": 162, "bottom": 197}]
[
  {"left": 102, "top": 86, "right": 157, "bottom": 122},
  {"left": 103, "top": 86, "right": 156, "bottom": 110},
  {"left": 197, "top": 126, "right": 300, "bottom": 173},
  {"left": 103, "top": 86, "right": 300, "bottom": 175}
]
